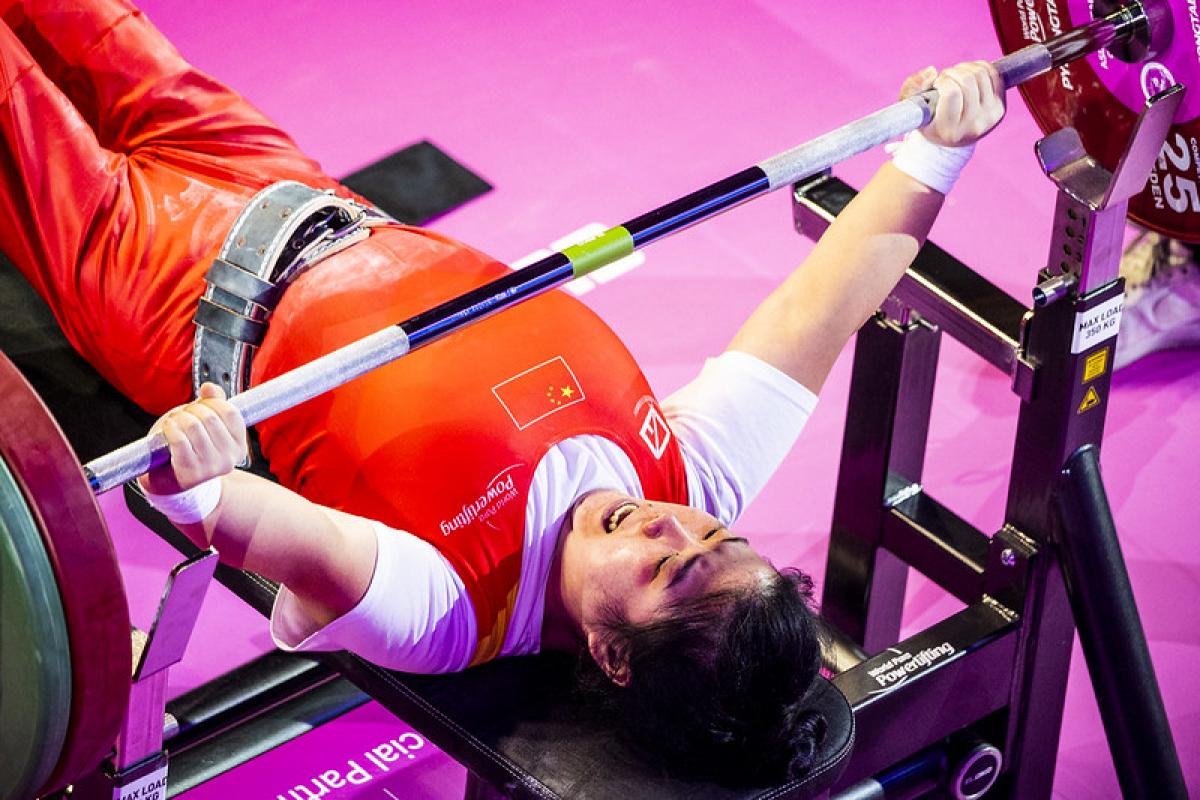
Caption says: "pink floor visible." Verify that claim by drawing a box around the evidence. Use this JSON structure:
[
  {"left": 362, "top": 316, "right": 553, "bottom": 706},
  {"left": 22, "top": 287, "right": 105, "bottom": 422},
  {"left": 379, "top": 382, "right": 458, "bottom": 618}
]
[{"left": 96, "top": 1, "right": 1200, "bottom": 797}]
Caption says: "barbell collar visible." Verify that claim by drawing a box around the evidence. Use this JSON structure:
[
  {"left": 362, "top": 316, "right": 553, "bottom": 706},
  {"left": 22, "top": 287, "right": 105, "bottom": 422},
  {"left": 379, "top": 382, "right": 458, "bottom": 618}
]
[
  {"left": 81, "top": 2, "right": 1158, "bottom": 494},
  {"left": 1040, "top": 1, "right": 1151, "bottom": 68}
]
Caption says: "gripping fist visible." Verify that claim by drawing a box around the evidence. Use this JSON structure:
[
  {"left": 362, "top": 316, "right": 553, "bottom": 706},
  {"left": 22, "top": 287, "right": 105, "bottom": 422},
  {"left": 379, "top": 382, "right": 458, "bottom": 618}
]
[
  {"left": 900, "top": 61, "right": 1006, "bottom": 148},
  {"left": 138, "top": 382, "right": 248, "bottom": 496}
]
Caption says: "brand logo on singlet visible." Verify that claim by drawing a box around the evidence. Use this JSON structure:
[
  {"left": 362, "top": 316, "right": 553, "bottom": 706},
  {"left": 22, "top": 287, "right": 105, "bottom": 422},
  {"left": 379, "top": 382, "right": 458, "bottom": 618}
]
[
  {"left": 439, "top": 464, "right": 523, "bottom": 536},
  {"left": 636, "top": 398, "right": 671, "bottom": 460}
]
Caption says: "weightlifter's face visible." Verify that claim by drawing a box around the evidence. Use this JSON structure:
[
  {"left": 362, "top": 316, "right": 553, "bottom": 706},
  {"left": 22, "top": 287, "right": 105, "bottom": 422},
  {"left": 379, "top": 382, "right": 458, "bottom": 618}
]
[{"left": 558, "top": 490, "right": 774, "bottom": 629}]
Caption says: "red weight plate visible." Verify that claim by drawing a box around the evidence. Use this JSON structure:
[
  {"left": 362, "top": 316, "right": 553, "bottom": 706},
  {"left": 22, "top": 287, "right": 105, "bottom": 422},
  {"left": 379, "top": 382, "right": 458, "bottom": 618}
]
[
  {"left": 0, "top": 351, "right": 131, "bottom": 794},
  {"left": 991, "top": 0, "right": 1200, "bottom": 242}
]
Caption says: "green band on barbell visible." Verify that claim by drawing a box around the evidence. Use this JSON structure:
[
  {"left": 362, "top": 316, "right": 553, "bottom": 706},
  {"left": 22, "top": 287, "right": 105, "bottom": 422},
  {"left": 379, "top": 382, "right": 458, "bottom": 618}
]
[{"left": 561, "top": 226, "right": 634, "bottom": 279}]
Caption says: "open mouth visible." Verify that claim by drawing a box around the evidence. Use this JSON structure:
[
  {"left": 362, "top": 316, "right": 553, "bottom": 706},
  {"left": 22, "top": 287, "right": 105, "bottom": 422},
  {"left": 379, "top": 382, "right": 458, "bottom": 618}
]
[{"left": 603, "top": 500, "right": 638, "bottom": 533}]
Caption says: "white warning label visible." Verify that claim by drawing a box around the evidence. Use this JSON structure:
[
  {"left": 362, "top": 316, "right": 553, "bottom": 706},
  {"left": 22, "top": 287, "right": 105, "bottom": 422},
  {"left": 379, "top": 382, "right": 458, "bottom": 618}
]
[
  {"left": 1071, "top": 295, "right": 1124, "bottom": 354},
  {"left": 116, "top": 765, "right": 167, "bottom": 800}
]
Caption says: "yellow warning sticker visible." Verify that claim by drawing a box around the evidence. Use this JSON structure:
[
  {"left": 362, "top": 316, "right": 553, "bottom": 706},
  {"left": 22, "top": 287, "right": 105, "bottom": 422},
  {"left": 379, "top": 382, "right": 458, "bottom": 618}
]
[
  {"left": 1083, "top": 348, "right": 1109, "bottom": 383},
  {"left": 1078, "top": 386, "right": 1102, "bottom": 414}
]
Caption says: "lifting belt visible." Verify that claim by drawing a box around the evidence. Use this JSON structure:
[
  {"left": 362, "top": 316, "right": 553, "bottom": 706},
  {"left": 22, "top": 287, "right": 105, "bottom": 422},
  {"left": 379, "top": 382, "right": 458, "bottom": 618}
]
[{"left": 191, "top": 181, "right": 391, "bottom": 396}]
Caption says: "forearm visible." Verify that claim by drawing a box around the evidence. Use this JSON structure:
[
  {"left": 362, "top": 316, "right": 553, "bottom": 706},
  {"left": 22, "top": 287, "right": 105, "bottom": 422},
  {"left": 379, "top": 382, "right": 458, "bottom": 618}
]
[
  {"left": 729, "top": 162, "right": 943, "bottom": 391},
  {"left": 782, "top": 162, "right": 943, "bottom": 340},
  {"left": 175, "top": 470, "right": 377, "bottom": 626}
]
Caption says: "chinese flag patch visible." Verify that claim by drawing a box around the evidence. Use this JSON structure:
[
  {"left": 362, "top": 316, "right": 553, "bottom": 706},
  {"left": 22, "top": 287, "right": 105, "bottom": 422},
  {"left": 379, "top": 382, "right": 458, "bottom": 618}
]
[{"left": 492, "top": 356, "right": 586, "bottom": 430}]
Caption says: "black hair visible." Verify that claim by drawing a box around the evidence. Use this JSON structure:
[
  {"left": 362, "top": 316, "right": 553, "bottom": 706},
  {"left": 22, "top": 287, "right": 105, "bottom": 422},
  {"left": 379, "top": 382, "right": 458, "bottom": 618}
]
[{"left": 577, "top": 567, "right": 827, "bottom": 785}]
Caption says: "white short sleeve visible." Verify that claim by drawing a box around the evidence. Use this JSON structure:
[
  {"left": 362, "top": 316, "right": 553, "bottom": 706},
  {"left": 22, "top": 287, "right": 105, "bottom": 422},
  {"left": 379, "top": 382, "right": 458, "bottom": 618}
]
[
  {"left": 662, "top": 350, "right": 818, "bottom": 525},
  {"left": 270, "top": 521, "right": 476, "bottom": 674}
]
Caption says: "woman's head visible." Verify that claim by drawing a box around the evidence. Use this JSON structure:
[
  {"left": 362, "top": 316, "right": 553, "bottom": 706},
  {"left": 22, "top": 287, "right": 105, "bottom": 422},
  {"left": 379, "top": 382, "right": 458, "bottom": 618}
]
[
  {"left": 551, "top": 490, "right": 827, "bottom": 783},
  {"left": 553, "top": 490, "right": 777, "bottom": 679},
  {"left": 578, "top": 567, "right": 827, "bottom": 784}
]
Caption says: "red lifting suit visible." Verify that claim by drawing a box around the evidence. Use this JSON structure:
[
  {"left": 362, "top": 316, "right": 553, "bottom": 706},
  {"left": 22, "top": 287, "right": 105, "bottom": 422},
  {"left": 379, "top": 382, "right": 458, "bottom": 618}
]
[{"left": 0, "top": 0, "right": 689, "bottom": 661}]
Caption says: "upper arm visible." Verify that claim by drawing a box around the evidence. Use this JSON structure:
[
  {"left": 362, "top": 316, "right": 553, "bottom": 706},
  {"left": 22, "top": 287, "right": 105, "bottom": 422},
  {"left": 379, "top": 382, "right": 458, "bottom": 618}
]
[
  {"left": 726, "top": 286, "right": 832, "bottom": 395},
  {"left": 191, "top": 471, "right": 475, "bottom": 671},
  {"left": 663, "top": 352, "right": 817, "bottom": 523},
  {"left": 270, "top": 520, "right": 477, "bottom": 674}
]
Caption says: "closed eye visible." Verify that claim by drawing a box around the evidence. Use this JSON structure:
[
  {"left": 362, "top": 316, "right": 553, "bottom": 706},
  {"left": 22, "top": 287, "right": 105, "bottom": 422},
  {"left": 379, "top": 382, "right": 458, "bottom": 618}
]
[
  {"left": 664, "top": 537, "right": 751, "bottom": 588},
  {"left": 653, "top": 535, "right": 748, "bottom": 583}
]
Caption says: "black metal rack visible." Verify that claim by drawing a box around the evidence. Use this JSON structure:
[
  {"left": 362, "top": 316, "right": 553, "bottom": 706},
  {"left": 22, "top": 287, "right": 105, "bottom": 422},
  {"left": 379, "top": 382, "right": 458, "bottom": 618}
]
[{"left": 793, "top": 86, "right": 1186, "bottom": 799}]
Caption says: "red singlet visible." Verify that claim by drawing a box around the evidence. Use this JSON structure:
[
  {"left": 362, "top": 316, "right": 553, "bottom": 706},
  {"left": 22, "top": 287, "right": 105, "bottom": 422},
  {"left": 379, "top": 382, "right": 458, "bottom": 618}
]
[{"left": 252, "top": 239, "right": 690, "bottom": 663}]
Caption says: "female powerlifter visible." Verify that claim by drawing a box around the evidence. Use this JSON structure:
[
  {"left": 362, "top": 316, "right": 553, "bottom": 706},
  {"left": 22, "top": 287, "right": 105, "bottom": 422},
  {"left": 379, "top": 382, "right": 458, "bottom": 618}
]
[{"left": 0, "top": 0, "right": 1004, "bottom": 782}]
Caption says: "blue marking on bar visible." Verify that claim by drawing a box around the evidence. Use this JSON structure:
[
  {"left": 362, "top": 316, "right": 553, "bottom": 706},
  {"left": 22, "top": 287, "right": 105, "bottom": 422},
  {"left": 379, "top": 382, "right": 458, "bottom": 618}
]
[
  {"left": 403, "top": 257, "right": 575, "bottom": 350},
  {"left": 627, "top": 168, "right": 769, "bottom": 248}
]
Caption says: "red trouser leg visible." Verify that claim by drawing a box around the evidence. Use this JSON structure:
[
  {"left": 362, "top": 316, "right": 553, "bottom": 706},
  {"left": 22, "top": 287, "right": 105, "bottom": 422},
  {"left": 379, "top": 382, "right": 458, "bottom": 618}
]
[{"left": 0, "top": 0, "right": 339, "bottom": 412}]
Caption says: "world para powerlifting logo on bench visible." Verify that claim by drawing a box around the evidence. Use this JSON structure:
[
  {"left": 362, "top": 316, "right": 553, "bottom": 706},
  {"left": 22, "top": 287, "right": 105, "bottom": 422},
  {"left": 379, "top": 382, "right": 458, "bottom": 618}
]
[{"left": 439, "top": 463, "right": 523, "bottom": 536}]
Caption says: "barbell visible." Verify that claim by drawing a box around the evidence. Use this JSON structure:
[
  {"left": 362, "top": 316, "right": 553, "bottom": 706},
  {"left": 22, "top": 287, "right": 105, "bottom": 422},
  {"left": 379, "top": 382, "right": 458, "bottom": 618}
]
[
  {"left": 0, "top": 2, "right": 1190, "bottom": 796},
  {"left": 81, "top": 0, "right": 1182, "bottom": 496}
]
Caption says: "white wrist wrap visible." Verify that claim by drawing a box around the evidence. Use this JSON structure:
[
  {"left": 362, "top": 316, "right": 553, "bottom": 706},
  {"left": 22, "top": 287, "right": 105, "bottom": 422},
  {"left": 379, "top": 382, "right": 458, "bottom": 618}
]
[
  {"left": 888, "top": 130, "right": 976, "bottom": 195},
  {"left": 144, "top": 478, "right": 222, "bottom": 524}
]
